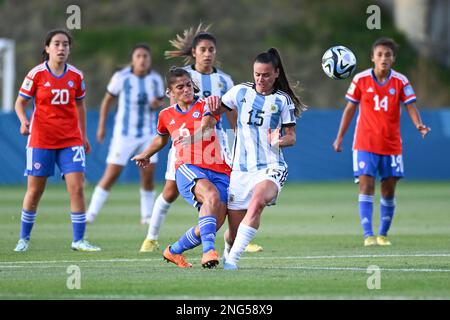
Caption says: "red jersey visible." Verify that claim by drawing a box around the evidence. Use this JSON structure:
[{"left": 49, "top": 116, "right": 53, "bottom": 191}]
[
  {"left": 345, "top": 68, "right": 417, "bottom": 155},
  {"left": 19, "top": 62, "right": 86, "bottom": 149},
  {"left": 157, "top": 98, "right": 231, "bottom": 176}
]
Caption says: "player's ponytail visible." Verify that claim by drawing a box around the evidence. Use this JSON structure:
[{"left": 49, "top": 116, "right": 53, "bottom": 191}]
[
  {"left": 165, "top": 23, "right": 216, "bottom": 65},
  {"left": 41, "top": 29, "right": 72, "bottom": 62},
  {"left": 255, "top": 48, "right": 307, "bottom": 118}
]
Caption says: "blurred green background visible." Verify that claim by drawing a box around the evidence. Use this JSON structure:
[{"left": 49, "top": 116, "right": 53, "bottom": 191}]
[{"left": 1, "top": 0, "right": 449, "bottom": 109}]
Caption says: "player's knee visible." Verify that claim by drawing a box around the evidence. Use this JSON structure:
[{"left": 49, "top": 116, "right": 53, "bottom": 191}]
[
  {"left": 69, "top": 184, "right": 84, "bottom": 200},
  {"left": 203, "top": 189, "right": 221, "bottom": 210}
]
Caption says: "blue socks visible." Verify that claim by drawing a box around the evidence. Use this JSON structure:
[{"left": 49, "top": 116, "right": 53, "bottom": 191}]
[
  {"left": 169, "top": 215, "right": 217, "bottom": 255},
  {"left": 170, "top": 226, "right": 201, "bottom": 254},
  {"left": 71, "top": 212, "right": 86, "bottom": 242},
  {"left": 379, "top": 197, "right": 396, "bottom": 236},
  {"left": 198, "top": 216, "right": 217, "bottom": 253},
  {"left": 359, "top": 194, "right": 374, "bottom": 238},
  {"left": 20, "top": 209, "right": 36, "bottom": 240}
]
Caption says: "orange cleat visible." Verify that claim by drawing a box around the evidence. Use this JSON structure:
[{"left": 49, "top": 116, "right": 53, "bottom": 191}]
[
  {"left": 201, "top": 249, "right": 219, "bottom": 269},
  {"left": 163, "top": 246, "right": 192, "bottom": 268}
]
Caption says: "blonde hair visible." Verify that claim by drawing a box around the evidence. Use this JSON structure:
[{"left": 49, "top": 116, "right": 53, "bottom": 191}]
[{"left": 164, "top": 23, "right": 215, "bottom": 65}]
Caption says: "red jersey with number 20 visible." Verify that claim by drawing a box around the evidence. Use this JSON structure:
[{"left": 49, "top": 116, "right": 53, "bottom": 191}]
[
  {"left": 345, "top": 68, "right": 416, "bottom": 155},
  {"left": 19, "top": 62, "right": 86, "bottom": 149},
  {"left": 157, "top": 98, "right": 231, "bottom": 176}
]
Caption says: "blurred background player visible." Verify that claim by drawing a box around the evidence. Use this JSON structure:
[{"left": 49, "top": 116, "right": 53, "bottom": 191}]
[
  {"left": 86, "top": 43, "right": 165, "bottom": 225},
  {"left": 333, "top": 37, "right": 431, "bottom": 247},
  {"left": 133, "top": 67, "right": 230, "bottom": 268},
  {"left": 208, "top": 48, "right": 306, "bottom": 270},
  {"left": 13, "top": 29, "right": 100, "bottom": 252},
  {"left": 139, "top": 24, "right": 263, "bottom": 253}
]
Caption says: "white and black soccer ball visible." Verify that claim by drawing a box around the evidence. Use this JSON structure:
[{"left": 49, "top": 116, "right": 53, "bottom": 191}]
[{"left": 321, "top": 46, "right": 357, "bottom": 80}]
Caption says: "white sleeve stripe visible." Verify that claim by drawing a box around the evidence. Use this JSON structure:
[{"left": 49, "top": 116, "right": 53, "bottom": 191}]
[
  {"left": 345, "top": 95, "right": 359, "bottom": 104},
  {"left": 28, "top": 66, "right": 46, "bottom": 79},
  {"left": 19, "top": 92, "right": 32, "bottom": 99},
  {"left": 403, "top": 97, "right": 417, "bottom": 104}
]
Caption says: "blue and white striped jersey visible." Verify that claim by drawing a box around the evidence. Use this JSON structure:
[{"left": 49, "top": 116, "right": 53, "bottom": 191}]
[
  {"left": 107, "top": 67, "right": 165, "bottom": 139},
  {"left": 222, "top": 82, "right": 296, "bottom": 172},
  {"left": 183, "top": 65, "right": 234, "bottom": 99}
]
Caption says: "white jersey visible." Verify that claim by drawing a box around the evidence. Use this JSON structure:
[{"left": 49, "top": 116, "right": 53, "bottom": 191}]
[
  {"left": 183, "top": 65, "right": 234, "bottom": 164},
  {"left": 222, "top": 82, "right": 296, "bottom": 172},
  {"left": 183, "top": 65, "right": 234, "bottom": 98},
  {"left": 107, "top": 67, "right": 165, "bottom": 139}
]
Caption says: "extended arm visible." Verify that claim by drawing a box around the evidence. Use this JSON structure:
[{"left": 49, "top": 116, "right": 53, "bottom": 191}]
[
  {"left": 405, "top": 102, "right": 431, "bottom": 138},
  {"left": 333, "top": 101, "right": 358, "bottom": 152},
  {"left": 131, "top": 134, "right": 170, "bottom": 168}
]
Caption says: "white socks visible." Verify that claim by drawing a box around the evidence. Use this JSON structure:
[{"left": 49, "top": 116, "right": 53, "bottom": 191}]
[
  {"left": 226, "top": 223, "right": 257, "bottom": 266},
  {"left": 223, "top": 238, "right": 232, "bottom": 261},
  {"left": 140, "top": 189, "right": 156, "bottom": 221},
  {"left": 146, "top": 194, "right": 171, "bottom": 239},
  {"left": 86, "top": 186, "right": 110, "bottom": 222}
]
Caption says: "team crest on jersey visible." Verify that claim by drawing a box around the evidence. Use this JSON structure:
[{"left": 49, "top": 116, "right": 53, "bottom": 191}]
[
  {"left": 229, "top": 193, "right": 235, "bottom": 203},
  {"left": 192, "top": 111, "right": 201, "bottom": 118},
  {"left": 21, "top": 79, "right": 33, "bottom": 91},
  {"left": 68, "top": 81, "right": 74, "bottom": 88},
  {"left": 359, "top": 161, "right": 366, "bottom": 169},
  {"left": 33, "top": 162, "right": 41, "bottom": 170},
  {"left": 389, "top": 88, "right": 396, "bottom": 95},
  {"left": 218, "top": 82, "right": 224, "bottom": 89},
  {"left": 270, "top": 104, "right": 278, "bottom": 113}
]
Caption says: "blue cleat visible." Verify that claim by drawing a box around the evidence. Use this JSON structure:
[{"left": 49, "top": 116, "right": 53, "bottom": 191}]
[{"left": 224, "top": 261, "right": 238, "bottom": 270}]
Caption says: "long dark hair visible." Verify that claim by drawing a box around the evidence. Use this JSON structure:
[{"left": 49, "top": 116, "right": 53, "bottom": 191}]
[
  {"left": 41, "top": 29, "right": 72, "bottom": 62},
  {"left": 254, "top": 48, "right": 307, "bottom": 117},
  {"left": 165, "top": 23, "right": 216, "bottom": 65}
]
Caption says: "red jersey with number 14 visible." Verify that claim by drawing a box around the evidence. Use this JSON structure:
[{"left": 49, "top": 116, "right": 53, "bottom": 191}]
[
  {"left": 157, "top": 98, "right": 231, "bottom": 176},
  {"left": 19, "top": 62, "right": 86, "bottom": 149},
  {"left": 345, "top": 68, "right": 416, "bottom": 155}
]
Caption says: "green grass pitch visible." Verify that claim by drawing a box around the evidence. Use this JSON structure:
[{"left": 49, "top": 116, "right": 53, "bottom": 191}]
[{"left": 0, "top": 181, "right": 449, "bottom": 299}]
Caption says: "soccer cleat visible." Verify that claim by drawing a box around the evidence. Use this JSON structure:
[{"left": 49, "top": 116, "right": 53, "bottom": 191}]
[
  {"left": 86, "top": 214, "right": 95, "bottom": 224},
  {"left": 376, "top": 236, "right": 392, "bottom": 246},
  {"left": 364, "top": 236, "right": 377, "bottom": 247},
  {"left": 201, "top": 249, "right": 219, "bottom": 269},
  {"left": 71, "top": 239, "right": 101, "bottom": 252},
  {"left": 244, "top": 242, "right": 263, "bottom": 253},
  {"left": 14, "top": 239, "right": 29, "bottom": 252},
  {"left": 163, "top": 246, "right": 192, "bottom": 268},
  {"left": 139, "top": 239, "right": 160, "bottom": 252},
  {"left": 223, "top": 261, "right": 238, "bottom": 270}
]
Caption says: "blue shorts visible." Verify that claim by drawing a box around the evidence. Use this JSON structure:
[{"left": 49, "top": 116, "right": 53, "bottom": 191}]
[
  {"left": 25, "top": 146, "right": 86, "bottom": 177},
  {"left": 353, "top": 150, "right": 404, "bottom": 180},
  {"left": 175, "top": 164, "right": 230, "bottom": 209}
]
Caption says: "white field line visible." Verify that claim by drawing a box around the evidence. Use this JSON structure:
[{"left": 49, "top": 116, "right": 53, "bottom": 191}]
[
  {"left": 258, "top": 266, "right": 450, "bottom": 273},
  {"left": 1, "top": 253, "right": 450, "bottom": 273},
  {"left": 1, "top": 252, "right": 450, "bottom": 265}
]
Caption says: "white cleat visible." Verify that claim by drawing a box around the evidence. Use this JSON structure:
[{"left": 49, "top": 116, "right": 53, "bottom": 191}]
[
  {"left": 71, "top": 239, "right": 101, "bottom": 252},
  {"left": 14, "top": 239, "right": 29, "bottom": 252}
]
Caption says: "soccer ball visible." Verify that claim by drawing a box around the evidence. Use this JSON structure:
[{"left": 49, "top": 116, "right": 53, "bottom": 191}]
[{"left": 321, "top": 46, "right": 357, "bottom": 80}]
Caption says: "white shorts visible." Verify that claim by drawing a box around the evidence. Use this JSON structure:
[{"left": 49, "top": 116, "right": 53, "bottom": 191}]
[
  {"left": 106, "top": 135, "right": 158, "bottom": 166},
  {"left": 227, "top": 166, "right": 288, "bottom": 210},
  {"left": 165, "top": 146, "right": 176, "bottom": 181}
]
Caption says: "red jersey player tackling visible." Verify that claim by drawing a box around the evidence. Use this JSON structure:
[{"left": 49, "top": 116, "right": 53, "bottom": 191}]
[
  {"left": 132, "top": 67, "right": 231, "bottom": 268},
  {"left": 13, "top": 30, "right": 100, "bottom": 252},
  {"left": 333, "top": 37, "right": 430, "bottom": 247}
]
